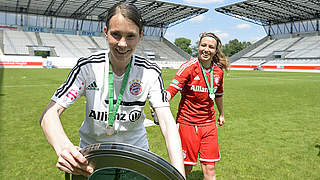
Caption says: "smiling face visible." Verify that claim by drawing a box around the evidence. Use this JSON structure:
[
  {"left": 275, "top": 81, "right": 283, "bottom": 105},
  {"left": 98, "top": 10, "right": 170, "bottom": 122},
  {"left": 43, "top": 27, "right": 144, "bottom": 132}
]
[
  {"left": 198, "top": 36, "right": 217, "bottom": 67},
  {"left": 104, "top": 13, "right": 141, "bottom": 64}
]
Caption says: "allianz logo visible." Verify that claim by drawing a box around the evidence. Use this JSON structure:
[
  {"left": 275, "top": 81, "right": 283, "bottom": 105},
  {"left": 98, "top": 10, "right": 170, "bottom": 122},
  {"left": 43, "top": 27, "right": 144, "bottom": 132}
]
[{"left": 190, "top": 85, "right": 208, "bottom": 93}]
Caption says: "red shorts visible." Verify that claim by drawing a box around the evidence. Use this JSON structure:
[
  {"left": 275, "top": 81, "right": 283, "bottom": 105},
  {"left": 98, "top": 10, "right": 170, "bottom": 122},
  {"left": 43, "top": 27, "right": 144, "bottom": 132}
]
[{"left": 178, "top": 123, "right": 220, "bottom": 166}]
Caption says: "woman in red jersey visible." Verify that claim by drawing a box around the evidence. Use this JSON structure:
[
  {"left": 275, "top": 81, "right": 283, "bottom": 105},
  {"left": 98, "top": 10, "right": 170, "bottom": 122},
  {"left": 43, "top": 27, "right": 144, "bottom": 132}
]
[{"left": 166, "top": 32, "right": 229, "bottom": 180}]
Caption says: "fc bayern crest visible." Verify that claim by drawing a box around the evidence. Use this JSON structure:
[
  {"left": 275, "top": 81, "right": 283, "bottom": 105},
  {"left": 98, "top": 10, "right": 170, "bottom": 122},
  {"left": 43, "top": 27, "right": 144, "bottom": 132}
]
[
  {"left": 129, "top": 82, "right": 142, "bottom": 95},
  {"left": 214, "top": 76, "right": 220, "bottom": 84}
]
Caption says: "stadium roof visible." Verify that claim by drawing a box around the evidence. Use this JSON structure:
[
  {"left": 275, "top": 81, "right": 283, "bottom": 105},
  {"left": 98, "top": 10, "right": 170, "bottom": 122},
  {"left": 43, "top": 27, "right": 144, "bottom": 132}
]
[
  {"left": 0, "top": 0, "right": 208, "bottom": 28},
  {"left": 215, "top": 0, "right": 320, "bottom": 26}
]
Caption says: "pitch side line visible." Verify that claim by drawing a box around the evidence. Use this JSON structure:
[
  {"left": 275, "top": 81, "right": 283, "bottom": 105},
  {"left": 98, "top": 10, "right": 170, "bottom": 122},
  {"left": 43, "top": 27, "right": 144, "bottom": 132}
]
[
  {"left": 1, "top": 84, "right": 61, "bottom": 88},
  {"left": 225, "top": 76, "right": 320, "bottom": 81}
]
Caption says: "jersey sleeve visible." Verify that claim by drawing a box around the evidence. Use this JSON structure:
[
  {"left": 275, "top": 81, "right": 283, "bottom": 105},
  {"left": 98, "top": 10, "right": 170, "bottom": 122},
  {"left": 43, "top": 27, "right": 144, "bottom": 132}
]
[
  {"left": 166, "top": 63, "right": 190, "bottom": 98},
  {"left": 215, "top": 71, "right": 224, "bottom": 98},
  {"left": 51, "top": 63, "right": 86, "bottom": 108},
  {"left": 148, "top": 73, "right": 170, "bottom": 108}
]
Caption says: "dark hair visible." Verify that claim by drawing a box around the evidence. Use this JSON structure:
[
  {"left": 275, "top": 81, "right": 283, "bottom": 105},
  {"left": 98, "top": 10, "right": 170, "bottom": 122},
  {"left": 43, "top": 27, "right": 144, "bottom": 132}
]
[
  {"left": 199, "top": 32, "right": 229, "bottom": 71},
  {"left": 106, "top": 2, "right": 144, "bottom": 34}
]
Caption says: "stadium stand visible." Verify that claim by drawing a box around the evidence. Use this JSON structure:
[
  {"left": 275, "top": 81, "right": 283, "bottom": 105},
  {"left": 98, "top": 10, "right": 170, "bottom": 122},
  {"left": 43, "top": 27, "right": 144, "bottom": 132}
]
[
  {"left": 3, "top": 30, "right": 38, "bottom": 55},
  {"left": 0, "top": 0, "right": 208, "bottom": 69},
  {"left": 216, "top": 0, "right": 320, "bottom": 72},
  {"left": 39, "top": 33, "right": 97, "bottom": 58},
  {"left": 286, "top": 36, "right": 320, "bottom": 59},
  {"left": 137, "top": 38, "right": 191, "bottom": 68},
  {"left": 92, "top": 36, "right": 109, "bottom": 50}
]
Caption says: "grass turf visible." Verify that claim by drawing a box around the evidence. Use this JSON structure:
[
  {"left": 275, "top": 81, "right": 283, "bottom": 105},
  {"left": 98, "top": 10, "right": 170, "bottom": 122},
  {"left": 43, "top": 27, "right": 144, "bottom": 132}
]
[{"left": 0, "top": 68, "right": 319, "bottom": 179}]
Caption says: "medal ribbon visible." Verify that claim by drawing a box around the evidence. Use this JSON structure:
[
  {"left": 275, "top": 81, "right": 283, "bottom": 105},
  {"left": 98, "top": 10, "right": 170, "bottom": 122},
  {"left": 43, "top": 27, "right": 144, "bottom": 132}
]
[
  {"left": 108, "top": 59, "right": 132, "bottom": 126},
  {"left": 199, "top": 61, "right": 214, "bottom": 97}
]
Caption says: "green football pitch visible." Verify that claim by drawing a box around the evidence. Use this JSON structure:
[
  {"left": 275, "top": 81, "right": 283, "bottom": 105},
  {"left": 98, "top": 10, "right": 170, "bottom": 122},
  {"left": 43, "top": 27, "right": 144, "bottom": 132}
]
[{"left": 0, "top": 68, "right": 319, "bottom": 179}]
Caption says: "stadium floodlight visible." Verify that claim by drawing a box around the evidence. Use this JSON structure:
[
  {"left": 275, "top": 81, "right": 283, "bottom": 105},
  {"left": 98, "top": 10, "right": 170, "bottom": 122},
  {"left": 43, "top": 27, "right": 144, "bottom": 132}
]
[{"left": 65, "top": 142, "right": 185, "bottom": 180}]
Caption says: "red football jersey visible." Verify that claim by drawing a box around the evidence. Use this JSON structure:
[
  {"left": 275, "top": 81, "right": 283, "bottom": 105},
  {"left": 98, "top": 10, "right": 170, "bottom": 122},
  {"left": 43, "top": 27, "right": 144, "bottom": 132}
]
[{"left": 167, "top": 58, "right": 224, "bottom": 125}]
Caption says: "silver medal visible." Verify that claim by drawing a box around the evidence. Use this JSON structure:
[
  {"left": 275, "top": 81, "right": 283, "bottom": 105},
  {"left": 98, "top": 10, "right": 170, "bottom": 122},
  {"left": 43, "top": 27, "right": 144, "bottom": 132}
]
[
  {"left": 106, "top": 125, "right": 115, "bottom": 136},
  {"left": 209, "top": 93, "right": 215, "bottom": 100}
]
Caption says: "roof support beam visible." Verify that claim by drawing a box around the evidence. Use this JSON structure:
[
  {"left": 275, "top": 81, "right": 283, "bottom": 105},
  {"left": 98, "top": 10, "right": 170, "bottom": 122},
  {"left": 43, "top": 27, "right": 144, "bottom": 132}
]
[
  {"left": 71, "top": 0, "right": 94, "bottom": 18},
  {"left": 216, "top": 0, "right": 320, "bottom": 27},
  {"left": 258, "top": 0, "right": 305, "bottom": 23},
  {"left": 309, "top": 0, "right": 320, "bottom": 7},
  {"left": 80, "top": 0, "right": 104, "bottom": 19},
  {"left": 140, "top": 1, "right": 164, "bottom": 16},
  {"left": 165, "top": 9, "right": 203, "bottom": 28},
  {"left": 277, "top": 0, "right": 317, "bottom": 17},
  {"left": 216, "top": 7, "right": 263, "bottom": 25},
  {"left": 128, "top": 0, "right": 137, "bottom": 3},
  {"left": 15, "top": 0, "right": 20, "bottom": 12},
  {"left": 238, "top": 2, "right": 286, "bottom": 24},
  {"left": 144, "top": 6, "right": 186, "bottom": 25},
  {"left": 45, "top": 0, "right": 56, "bottom": 16},
  {"left": 26, "top": 0, "right": 32, "bottom": 13},
  {"left": 98, "top": 0, "right": 163, "bottom": 19},
  {"left": 231, "top": 4, "right": 272, "bottom": 24},
  {"left": 1, "top": 0, "right": 209, "bottom": 30},
  {"left": 54, "top": 0, "right": 69, "bottom": 16}
]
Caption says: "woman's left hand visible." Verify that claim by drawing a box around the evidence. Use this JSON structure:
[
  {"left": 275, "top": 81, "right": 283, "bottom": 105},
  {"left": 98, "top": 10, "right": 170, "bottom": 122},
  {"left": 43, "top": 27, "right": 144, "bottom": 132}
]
[{"left": 218, "top": 114, "right": 225, "bottom": 126}]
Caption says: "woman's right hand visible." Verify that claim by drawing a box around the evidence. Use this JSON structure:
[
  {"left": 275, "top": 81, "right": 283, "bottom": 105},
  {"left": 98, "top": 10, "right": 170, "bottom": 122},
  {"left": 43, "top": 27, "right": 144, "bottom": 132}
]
[{"left": 56, "top": 146, "right": 94, "bottom": 177}]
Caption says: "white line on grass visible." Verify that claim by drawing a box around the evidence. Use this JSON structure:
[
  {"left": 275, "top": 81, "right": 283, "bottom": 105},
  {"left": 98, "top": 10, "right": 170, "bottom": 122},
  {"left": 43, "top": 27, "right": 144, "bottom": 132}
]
[
  {"left": 226, "top": 76, "right": 320, "bottom": 81},
  {"left": 1, "top": 84, "right": 61, "bottom": 88}
]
